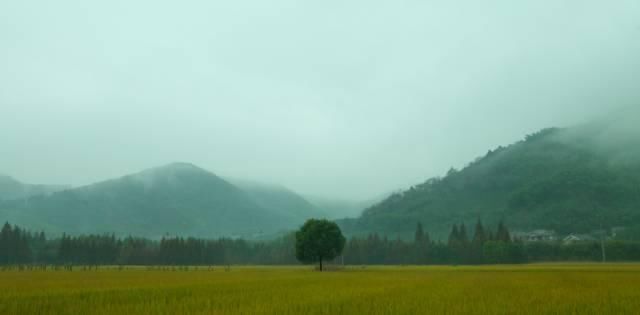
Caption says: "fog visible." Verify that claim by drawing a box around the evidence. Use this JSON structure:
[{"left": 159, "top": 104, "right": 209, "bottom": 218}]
[{"left": 1, "top": 1, "right": 639, "bottom": 200}]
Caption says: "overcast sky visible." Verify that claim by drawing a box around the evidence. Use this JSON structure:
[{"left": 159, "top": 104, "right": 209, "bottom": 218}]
[{"left": 1, "top": 1, "right": 639, "bottom": 199}]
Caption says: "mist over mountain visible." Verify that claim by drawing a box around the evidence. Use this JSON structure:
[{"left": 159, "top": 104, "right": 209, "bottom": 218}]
[
  {"left": 0, "top": 163, "right": 319, "bottom": 238},
  {"left": 559, "top": 107, "right": 640, "bottom": 163},
  {"left": 340, "top": 110, "right": 640, "bottom": 239},
  {"left": 3, "top": 1, "right": 639, "bottom": 201},
  {"left": 304, "top": 194, "right": 390, "bottom": 220},
  {"left": 227, "top": 178, "right": 327, "bottom": 224},
  {"left": 0, "top": 175, "right": 68, "bottom": 201},
  {"left": 2, "top": 108, "right": 640, "bottom": 240}
]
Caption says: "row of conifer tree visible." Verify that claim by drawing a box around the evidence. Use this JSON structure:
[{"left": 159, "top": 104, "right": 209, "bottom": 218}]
[{"left": 2, "top": 221, "right": 640, "bottom": 266}]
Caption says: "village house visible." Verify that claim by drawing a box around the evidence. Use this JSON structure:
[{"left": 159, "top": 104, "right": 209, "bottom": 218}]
[
  {"left": 512, "top": 230, "right": 557, "bottom": 242},
  {"left": 562, "top": 234, "right": 597, "bottom": 245}
]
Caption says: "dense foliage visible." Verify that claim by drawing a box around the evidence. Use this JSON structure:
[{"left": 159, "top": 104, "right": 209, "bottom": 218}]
[
  {"left": 3, "top": 221, "right": 640, "bottom": 267},
  {"left": 341, "top": 124, "right": 640, "bottom": 239},
  {"left": 295, "top": 219, "right": 346, "bottom": 270},
  {"left": 0, "top": 163, "right": 322, "bottom": 239},
  {"left": 0, "top": 222, "right": 38, "bottom": 264}
]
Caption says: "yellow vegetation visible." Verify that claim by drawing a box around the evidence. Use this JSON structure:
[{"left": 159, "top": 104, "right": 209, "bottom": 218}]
[{"left": 1, "top": 264, "right": 639, "bottom": 314}]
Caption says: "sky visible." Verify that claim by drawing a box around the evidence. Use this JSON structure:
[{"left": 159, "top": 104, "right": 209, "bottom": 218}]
[{"left": 1, "top": 0, "right": 639, "bottom": 200}]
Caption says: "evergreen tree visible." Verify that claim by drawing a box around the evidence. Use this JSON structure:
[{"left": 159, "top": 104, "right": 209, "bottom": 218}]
[
  {"left": 471, "top": 219, "right": 487, "bottom": 263},
  {"left": 487, "top": 230, "right": 495, "bottom": 242},
  {"left": 496, "top": 221, "right": 511, "bottom": 243},
  {"left": 0, "top": 222, "right": 11, "bottom": 264},
  {"left": 448, "top": 224, "right": 459, "bottom": 247},
  {"left": 472, "top": 219, "right": 487, "bottom": 245},
  {"left": 414, "top": 223, "right": 425, "bottom": 243},
  {"left": 459, "top": 224, "right": 469, "bottom": 244},
  {"left": 458, "top": 223, "right": 470, "bottom": 263},
  {"left": 413, "top": 222, "right": 431, "bottom": 264}
]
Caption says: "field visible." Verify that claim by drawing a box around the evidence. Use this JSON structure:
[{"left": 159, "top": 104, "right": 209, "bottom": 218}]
[{"left": 1, "top": 264, "right": 640, "bottom": 315}]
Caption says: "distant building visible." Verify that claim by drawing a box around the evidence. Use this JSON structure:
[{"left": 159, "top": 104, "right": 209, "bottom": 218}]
[
  {"left": 513, "top": 230, "right": 557, "bottom": 242},
  {"left": 563, "top": 234, "right": 597, "bottom": 244},
  {"left": 611, "top": 227, "right": 626, "bottom": 239}
]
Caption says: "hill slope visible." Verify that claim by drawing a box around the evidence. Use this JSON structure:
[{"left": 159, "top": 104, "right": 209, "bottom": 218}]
[
  {"left": 0, "top": 163, "right": 314, "bottom": 238},
  {"left": 340, "top": 110, "right": 640, "bottom": 239},
  {"left": 0, "top": 175, "right": 68, "bottom": 201},
  {"left": 229, "top": 179, "right": 326, "bottom": 224},
  {"left": 304, "top": 195, "right": 389, "bottom": 219}
]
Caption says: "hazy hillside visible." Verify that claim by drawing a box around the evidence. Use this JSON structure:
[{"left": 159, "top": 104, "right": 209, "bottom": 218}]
[
  {"left": 340, "top": 110, "right": 640, "bottom": 239},
  {"left": 0, "top": 175, "right": 68, "bottom": 201},
  {"left": 228, "top": 179, "right": 327, "bottom": 224},
  {"left": 0, "top": 163, "right": 314, "bottom": 238},
  {"left": 304, "top": 195, "right": 388, "bottom": 219}
]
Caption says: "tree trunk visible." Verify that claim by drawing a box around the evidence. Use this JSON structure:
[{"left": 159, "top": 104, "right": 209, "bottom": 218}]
[{"left": 319, "top": 257, "right": 323, "bottom": 272}]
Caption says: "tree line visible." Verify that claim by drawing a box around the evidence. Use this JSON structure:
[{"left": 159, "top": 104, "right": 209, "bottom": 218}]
[
  {"left": 343, "top": 221, "right": 525, "bottom": 265},
  {"left": 2, "top": 221, "right": 640, "bottom": 266}
]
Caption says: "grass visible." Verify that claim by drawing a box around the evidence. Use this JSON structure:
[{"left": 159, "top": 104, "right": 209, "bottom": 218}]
[{"left": 1, "top": 264, "right": 640, "bottom": 314}]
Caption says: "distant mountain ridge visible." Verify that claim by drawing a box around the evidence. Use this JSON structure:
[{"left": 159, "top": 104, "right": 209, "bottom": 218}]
[
  {"left": 227, "top": 178, "right": 327, "bottom": 223},
  {"left": 0, "top": 175, "right": 68, "bottom": 201},
  {"left": 340, "top": 110, "right": 640, "bottom": 239},
  {"left": 303, "top": 194, "right": 389, "bottom": 219},
  {"left": 5, "top": 109, "right": 638, "bottom": 240},
  {"left": 0, "top": 163, "right": 322, "bottom": 239}
]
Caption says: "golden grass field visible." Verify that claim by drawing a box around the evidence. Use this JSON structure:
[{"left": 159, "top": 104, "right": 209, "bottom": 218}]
[{"left": 1, "top": 264, "right": 640, "bottom": 315}]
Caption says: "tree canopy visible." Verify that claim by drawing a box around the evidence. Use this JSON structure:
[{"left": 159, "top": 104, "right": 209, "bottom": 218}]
[
  {"left": 340, "top": 126, "right": 640, "bottom": 239},
  {"left": 295, "top": 219, "right": 346, "bottom": 271}
]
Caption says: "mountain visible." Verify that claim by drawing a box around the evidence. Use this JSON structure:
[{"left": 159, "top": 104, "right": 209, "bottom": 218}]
[
  {"left": 228, "top": 179, "right": 327, "bottom": 224},
  {"left": 0, "top": 175, "right": 68, "bottom": 201},
  {"left": 0, "top": 163, "right": 316, "bottom": 238},
  {"left": 340, "top": 109, "right": 640, "bottom": 239},
  {"left": 304, "top": 195, "right": 389, "bottom": 219}
]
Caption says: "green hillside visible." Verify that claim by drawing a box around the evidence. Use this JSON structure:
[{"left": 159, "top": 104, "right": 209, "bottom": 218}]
[
  {"left": 304, "top": 195, "right": 388, "bottom": 219},
  {"left": 0, "top": 175, "right": 68, "bottom": 201},
  {"left": 340, "top": 111, "right": 640, "bottom": 239},
  {"left": 228, "top": 179, "right": 327, "bottom": 224},
  {"left": 0, "top": 163, "right": 316, "bottom": 238}
]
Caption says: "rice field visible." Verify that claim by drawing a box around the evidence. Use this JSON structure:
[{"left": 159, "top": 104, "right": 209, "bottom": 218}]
[{"left": 1, "top": 264, "right": 640, "bottom": 315}]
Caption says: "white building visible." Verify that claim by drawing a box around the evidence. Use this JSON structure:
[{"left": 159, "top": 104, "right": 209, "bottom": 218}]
[
  {"left": 563, "top": 234, "right": 597, "bottom": 244},
  {"left": 513, "top": 230, "right": 557, "bottom": 242}
]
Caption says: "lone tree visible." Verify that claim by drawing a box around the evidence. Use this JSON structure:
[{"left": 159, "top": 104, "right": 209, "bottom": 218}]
[{"left": 295, "top": 219, "right": 346, "bottom": 271}]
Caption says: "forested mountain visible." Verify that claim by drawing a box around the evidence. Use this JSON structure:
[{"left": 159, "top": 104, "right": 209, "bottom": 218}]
[
  {"left": 0, "top": 175, "right": 68, "bottom": 201},
  {"left": 0, "top": 163, "right": 318, "bottom": 239},
  {"left": 227, "top": 179, "right": 327, "bottom": 224},
  {"left": 304, "top": 195, "right": 389, "bottom": 219},
  {"left": 340, "top": 109, "right": 640, "bottom": 239}
]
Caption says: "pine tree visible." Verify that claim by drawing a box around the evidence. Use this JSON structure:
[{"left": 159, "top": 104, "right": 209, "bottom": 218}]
[
  {"left": 423, "top": 231, "right": 431, "bottom": 244},
  {"left": 487, "top": 230, "right": 495, "bottom": 242},
  {"left": 448, "top": 224, "right": 459, "bottom": 247},
  {"left": 459, "top": 224, "right": 469, "bottom": 244},
  {"left": 458, "top": 223, "right": 471, "bottom": 263},
  {"left": 59, "top": 233, "right": 70, "bottom": 264},
  {"left": 472, "top": 219, "right": 487, "bottom": 245},
  {"left": 414, "top": 222, "right": 425, "bottom": 243},
  {"left": 18, "top": 231, "right": 32, "bottom": 263},
  {"left": 9, "top": 225, "right": 21, "bottom": 264},
  {"left": 413, "top": 222, "right": 430, "bottom": 264},
  {"left": 0, "top": 222, "right": 11, "bottom": 238},
  {"left": 496, "top": 221, "right": 511, "bottom": 243},
  {"left": 471, "top": 219, "right": 487, "bottom": 264},
  {"left": 0, "top": 222, "right": 11, "bottom": 264}
]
